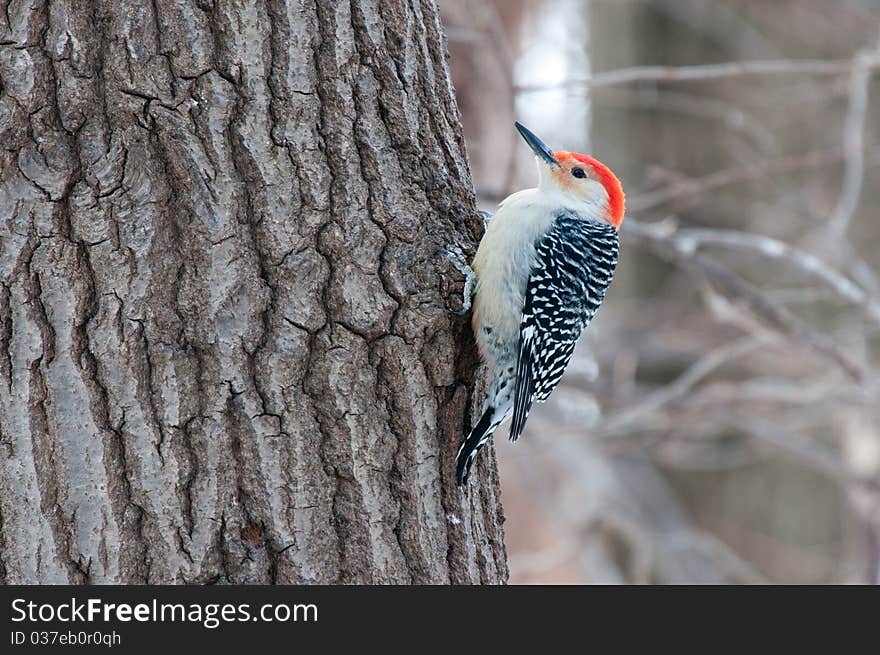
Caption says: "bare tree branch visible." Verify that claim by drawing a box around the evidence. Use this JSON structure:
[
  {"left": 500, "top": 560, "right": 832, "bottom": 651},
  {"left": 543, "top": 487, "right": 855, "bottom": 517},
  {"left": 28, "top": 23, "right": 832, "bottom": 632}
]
[
  {"left": 515, "top": 58, "right": 860, "bottom": 94},
  {"left": 598, "top": 335, "right": 772, "bottom": 437},
  {"left": 627, "top": 147, "right": 880, "bottom": 212},
  {"left": 829, "top": 44, "right": 880, "bottom": 236},
  {"left": 624, "top": 219, "right": 866, "bottom": 382},
  {"left": 669, "top": 226, "right": 880, "bottom": 326}
]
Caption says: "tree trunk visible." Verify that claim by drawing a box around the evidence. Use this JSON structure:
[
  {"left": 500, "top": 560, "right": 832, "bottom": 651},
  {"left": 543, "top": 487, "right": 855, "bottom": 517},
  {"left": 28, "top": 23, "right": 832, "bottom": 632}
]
[{"left": 0, "top": 0, "right": 506, "bottom": 584}]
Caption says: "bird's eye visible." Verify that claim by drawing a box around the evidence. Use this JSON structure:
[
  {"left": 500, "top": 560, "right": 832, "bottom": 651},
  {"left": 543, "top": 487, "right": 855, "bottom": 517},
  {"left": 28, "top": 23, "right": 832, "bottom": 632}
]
[{"left": 571, "top": 167, "right": 586, "bottom": 179}]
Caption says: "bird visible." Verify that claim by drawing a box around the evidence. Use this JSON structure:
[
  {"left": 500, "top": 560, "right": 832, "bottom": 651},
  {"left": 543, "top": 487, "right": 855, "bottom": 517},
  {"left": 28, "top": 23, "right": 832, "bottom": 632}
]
[{"left": 448, "top": 122, "right": 625, "bottom": 485}]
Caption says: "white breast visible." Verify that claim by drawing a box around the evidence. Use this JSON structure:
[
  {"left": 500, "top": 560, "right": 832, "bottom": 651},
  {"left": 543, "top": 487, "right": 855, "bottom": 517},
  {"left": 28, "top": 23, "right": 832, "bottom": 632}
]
[{"left": 471, "top": 189, "right": 559, "bottom": 363}]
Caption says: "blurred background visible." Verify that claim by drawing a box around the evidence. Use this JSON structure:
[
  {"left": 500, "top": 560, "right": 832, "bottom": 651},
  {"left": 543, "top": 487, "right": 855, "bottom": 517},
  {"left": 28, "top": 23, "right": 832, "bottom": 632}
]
[{"left": 439, "top": 0, "right": 880, "bottom": 583}]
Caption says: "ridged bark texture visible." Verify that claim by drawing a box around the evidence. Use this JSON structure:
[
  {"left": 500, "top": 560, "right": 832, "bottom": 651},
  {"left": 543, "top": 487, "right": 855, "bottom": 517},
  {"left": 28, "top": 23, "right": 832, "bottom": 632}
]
[{"left": 0, "top": 0, "right": 507, "bottom": 584}]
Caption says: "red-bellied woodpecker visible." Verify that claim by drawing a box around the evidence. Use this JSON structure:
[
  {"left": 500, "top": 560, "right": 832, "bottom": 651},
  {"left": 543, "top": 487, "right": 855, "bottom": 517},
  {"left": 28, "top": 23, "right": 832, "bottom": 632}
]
[{"left": 449, "top": 122, "right": 625, "bottom": 485}]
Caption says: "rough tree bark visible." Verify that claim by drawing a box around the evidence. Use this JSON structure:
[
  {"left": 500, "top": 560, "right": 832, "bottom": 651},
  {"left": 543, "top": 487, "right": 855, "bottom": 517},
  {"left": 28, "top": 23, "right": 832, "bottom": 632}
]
[{"left": 0, "top": 0, "right": 507, "bottom": 584}]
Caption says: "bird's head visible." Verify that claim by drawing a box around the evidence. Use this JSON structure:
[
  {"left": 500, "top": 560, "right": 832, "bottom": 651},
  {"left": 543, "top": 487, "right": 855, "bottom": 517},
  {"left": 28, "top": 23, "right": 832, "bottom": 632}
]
[{"left": 515, "top": 122, "right": 625, "bottom": 229}]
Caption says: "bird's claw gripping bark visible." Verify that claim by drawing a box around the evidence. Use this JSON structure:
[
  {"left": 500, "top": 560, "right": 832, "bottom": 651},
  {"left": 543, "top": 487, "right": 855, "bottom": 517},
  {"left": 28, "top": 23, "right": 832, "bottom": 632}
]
[{"left": 437, "top": 245, "right": 475, "bottom": 316}]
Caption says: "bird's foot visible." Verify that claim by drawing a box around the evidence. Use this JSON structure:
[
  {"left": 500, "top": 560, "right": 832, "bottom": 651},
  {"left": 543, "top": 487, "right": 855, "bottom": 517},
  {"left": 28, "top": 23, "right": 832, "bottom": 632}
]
[{"left": 436, "top": 245, "right": 475, "bottom": 316}]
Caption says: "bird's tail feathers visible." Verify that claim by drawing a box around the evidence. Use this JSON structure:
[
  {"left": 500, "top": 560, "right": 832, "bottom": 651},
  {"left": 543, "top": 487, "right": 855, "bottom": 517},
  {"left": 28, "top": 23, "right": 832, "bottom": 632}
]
[{"left": 456, "top": 406, "right": 504, "bottom": 485}]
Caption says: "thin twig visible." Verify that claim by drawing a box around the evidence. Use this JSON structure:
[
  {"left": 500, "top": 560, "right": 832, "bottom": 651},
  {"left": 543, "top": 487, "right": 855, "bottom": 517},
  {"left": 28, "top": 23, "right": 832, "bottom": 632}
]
[
  {"left": 627, "top": 148, "right": 846, "bottom": 212},
  {"left": 829, "top": 45, "right": 880, "bottom": 236},
  {"left": 598, "top": 335, "right": 772, "bottom": 437},
  {"left": 670, "top": 226, "right": 880, "bottom": 326},
  {"left": 625, "top": 220, "right": 866, "bottom": 382},
  {"left": 515, "top": 59, "right": 858, "bottom": 94}
]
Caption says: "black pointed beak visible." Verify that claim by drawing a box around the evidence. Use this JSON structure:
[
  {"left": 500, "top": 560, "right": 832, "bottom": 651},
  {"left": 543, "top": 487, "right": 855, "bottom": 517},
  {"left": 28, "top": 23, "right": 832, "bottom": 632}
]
[{"left": 515, "top": 122, "right": 559, "bottom": 167}]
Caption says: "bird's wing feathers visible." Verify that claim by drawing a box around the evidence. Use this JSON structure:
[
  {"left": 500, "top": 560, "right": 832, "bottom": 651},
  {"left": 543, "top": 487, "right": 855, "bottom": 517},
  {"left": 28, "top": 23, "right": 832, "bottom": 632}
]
[{"left": 509, "top": 211, "right": 619, "bottom": 441}]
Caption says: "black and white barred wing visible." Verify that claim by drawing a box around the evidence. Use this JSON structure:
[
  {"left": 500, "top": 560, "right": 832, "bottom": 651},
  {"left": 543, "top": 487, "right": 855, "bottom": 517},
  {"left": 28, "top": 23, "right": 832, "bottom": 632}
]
[{"left": 509, "top": 213, "right": 619, "bottom": 441}]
